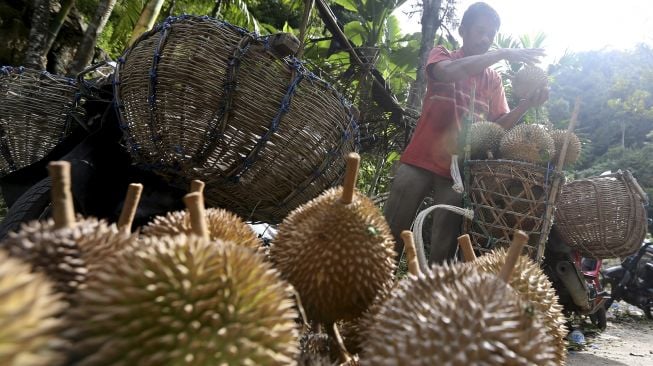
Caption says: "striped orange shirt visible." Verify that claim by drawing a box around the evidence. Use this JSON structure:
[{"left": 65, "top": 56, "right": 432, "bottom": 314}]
[{"left": 401, "top": 46, "right": 509, "bottom": 177}]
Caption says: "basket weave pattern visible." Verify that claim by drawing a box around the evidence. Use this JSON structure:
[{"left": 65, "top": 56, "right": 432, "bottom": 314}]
[
  {"left": 465, "top": 159, "right": 559, "bottom": 257},
  {"left": 114, "top": 16, "right": 357, "bottom": 222},
  {"left": 554, "top": 171, "right": 648, "bottom": 259},
  {"left": 0, "top": 66, "right": 83, "bottom": 176}
]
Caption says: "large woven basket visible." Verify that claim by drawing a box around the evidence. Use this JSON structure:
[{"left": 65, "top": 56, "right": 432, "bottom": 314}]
[
  {"left": 554, "top": 170, "right": 648, "bottom": 259},
  {"left": 114, "top": 16, "right": 357, "bottom": 223},
  {"left": 0, "top": 66, "right": 84, "bottom": 176},
  {"left": 464, "top": 159, "right": 561, "bottom": 258}
]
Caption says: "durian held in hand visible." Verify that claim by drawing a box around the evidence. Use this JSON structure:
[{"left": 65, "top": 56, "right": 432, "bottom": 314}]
[
  {"left": 64, "top": 191, "right": 299, "bottom": 366},
  {"left": 141, "top": 179, "right": 260, "bottom": 249},
  {"left": 0, "top": 161, "right": 138, "bottom": 302},
  {"left": 0, "top": 250, "right": 67, "bottom": 366},
  {"left": 361, "top": 231, "right": 558, "bottom": 366},
  {"left": 270, "top": 152, "right": 396, "bottom": 325},
  {"left": 512, "top": 65, "right": 548, "bottom": 100}
]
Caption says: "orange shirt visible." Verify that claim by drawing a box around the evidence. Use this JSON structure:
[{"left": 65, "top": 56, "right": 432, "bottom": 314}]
[{"left": 401, "top": 46, "right": 509, "bottom": 178}]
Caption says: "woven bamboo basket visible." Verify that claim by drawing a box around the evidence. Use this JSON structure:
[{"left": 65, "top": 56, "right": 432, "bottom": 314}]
[
  {"left": 0, "top": 66, "right": 84, "bottom": 176},
  {"left": 554, "top": 170, "right": 648, "bottom": 259},
  {"left": 464, "top": 159, "right": 561, "bottom": 257},
  {"left": 114, "top": 15, "right": 357, "bottom": 223}
]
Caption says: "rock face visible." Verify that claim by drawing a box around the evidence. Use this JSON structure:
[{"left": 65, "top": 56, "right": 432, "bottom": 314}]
[{"left": 0, "top": 0, "right": 108, "bottom": 74}]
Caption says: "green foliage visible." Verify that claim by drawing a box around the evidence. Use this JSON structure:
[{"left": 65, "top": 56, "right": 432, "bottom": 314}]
[{"left": 546, "top": 45, "right": 653, "bottom": 166}]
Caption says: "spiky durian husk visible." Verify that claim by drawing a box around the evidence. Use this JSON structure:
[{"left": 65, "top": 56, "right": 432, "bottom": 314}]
[
  {"left": 549, "top": 129, "right": 581, "bottom": 166},
  {"left": 361, "top": 265, "right": 557, "bottom": 366},
  {"left": 499, "top": 124, "right": 555, "bottom": 164},
  {"left": 0, "top": 217, "right": 136, "bottom": 302},
  {"left": 298, "top": 331, "right": 332, "bottom": 366},
  {"left": 65, "top": 235, "right": 299, "bottom": 365},
  {"left": 473, "top": 249, "right": 567, "bottom": 365},
  {"left": 0, "top": 251, "right": 67, "bottom": 366},
  {"left": 512, "top": 66, "right": 548, "bottom": 99},
  {"left": 342, "top": 264, "right": 475, "bottom": 356},
  {"left": 470, "top": 121, "right": 506, "bottom": 159},
  {"left": 270, "top": 187, "right": 396, "bottom": 324},
  {"left": 142, "top": 208, "right": 260, "bottom": 249}
]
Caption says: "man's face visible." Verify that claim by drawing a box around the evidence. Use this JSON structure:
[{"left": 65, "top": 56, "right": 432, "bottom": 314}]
[{"left": 460, "top": 15, "right": 498, "bottom": 56}]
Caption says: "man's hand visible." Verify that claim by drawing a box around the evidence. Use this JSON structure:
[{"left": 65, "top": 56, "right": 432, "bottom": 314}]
[
  {"left": 520, "top": 87, "right": 549, "bottom": 108},
  {"left": 501, "top": 48, "right": 546, "bottom": 65}
]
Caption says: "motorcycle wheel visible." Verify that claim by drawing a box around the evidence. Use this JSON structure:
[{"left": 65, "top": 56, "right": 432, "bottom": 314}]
[
  {"left": 590, "top": 306, "right": 608, "bottom": 331},
  {"left": 0, "top": 177, "right": 52, "bottom": 240}
]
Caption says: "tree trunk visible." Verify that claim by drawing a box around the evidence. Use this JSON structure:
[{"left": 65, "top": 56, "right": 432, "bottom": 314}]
[
  {"left": 129, "top": 0, "right": 166, "bottom": 46},
  {"left": 67, "top": 0, "right": 118, "bottom": 76},
  {"left": 24, "top": 0, "right": 51, "bottom": 70},
  {"left": 406, "top": 0, "right": 442, "bottom": 111},
  {"left": 211, "top": 0, "right": 223, "bottom": 18},
  {"left": 43, "top": 0, "right": 76, "bottom": 58}
]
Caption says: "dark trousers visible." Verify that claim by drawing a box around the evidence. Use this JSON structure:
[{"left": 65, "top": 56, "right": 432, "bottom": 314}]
[{"left": 383, "top": 163, "right": 463, "bottom": 265}]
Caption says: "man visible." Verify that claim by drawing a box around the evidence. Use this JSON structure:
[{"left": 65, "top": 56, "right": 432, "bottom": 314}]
[{"left": 384, "top": 2, "right": 548, "bottom": 264}]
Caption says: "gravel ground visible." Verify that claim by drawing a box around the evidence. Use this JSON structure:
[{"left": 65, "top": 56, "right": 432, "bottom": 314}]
[{"left": 568, "top": 302, "right": 653, "bottom": 366}]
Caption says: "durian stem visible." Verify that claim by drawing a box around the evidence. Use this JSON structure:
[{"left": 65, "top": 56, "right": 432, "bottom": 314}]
[
  {"left": 401, "top": 230, "right": 421, "bottom": 276},
  {"left": 48, "top": 161, "right": 75, "bottom": 229},
  {"left": 499, "top": 230, "right": 528, "bottom": 282},
  {"left": 117, "top": 183, "right": 143, "bottom": 233},
  {"left": 457, "top": 234, "right": 477, "bottom": 262},
  {"left": 326, "top": 322, "right": 353, "bottom": 364},
  {"left": 341, "top": 152, "right": 360, "bottom": 204},
  {"left": 189, "top": 179, "right": 205, "bottom": 194},
  {"left": 183, "top": 192, "right": 209, "bottom": 240}
]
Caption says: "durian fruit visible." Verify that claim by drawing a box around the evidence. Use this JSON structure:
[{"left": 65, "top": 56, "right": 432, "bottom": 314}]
[
  {"left": 66, "top": 236, "right": 299, "bottom": 365},
  {"left": 269, "top": 153, "right": 396, "bottom": 325},
  {"left": 66, "top": 191, "right": 299, "bottom": 365},
  {"left": 550, "top": 129, "right": 581, "bottom": 166},
  {"left": 141, "top": 179, "right": 260, "bottom": 250},
  {"left": 361, "top": 268, "right": 557, "bottom": 365},
  {"left": 473, "top": 248, "right": 567, "bottom": 365},
  {"left": 470, "top": 121, "right": 506, "bottom": 159},
  {"left": 0, "top": 251, "right": 67, "bottom": 366},
  {"left": 342, "top": 231, "right": 452, "bottom": 356},
  {"left": 0, "top": 162, "right": 138, "bottom": 302},
  {"left": 499, "top": 124, "right": 555, "bottom": 164},
  {"left": 512, "top": 65, "right": 548, "bottom": 100},
  {"left": 142, "top": 208, "right": 260, "bottom": 248}
]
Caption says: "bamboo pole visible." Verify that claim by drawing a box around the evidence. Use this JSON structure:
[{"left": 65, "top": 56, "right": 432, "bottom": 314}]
[{"left": 535, "top": 97, "right": 581, "bottom": 261}]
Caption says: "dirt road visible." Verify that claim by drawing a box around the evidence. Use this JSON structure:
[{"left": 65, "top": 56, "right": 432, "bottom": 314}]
[{"left": 568, "top": 303, "right": 653, "bottom": 366}]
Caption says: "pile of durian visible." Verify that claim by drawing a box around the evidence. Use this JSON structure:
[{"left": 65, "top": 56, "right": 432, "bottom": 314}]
[
  {"left": 469, "top": 66, "right": 581, "bottom": 167},
  {"left": 0, "top": 157, "right": 568, "bottom": 365}
]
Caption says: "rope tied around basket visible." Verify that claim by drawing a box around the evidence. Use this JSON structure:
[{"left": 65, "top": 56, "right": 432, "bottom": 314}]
[
  {"left": 225, "top": 63, "right": 306, "bottom": 182},
  {"left": 193, "top": 34, "right": 255, "bottom": 164}
]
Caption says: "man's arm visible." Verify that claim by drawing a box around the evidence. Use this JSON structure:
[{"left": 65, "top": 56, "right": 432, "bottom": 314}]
[
  {"left": 429, "top": 48, "right": 545, "bottom": 83},
  {"left": 494, "top": 87, "right": 549, "bottom": 129}
]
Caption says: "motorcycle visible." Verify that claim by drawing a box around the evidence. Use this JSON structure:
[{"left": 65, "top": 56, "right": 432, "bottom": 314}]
[
  {"left": 543, "top": 228, "right": 609, "bottom": 330},
  {"left": 602, "top": 240, "right": 653, "bottom": 319}
]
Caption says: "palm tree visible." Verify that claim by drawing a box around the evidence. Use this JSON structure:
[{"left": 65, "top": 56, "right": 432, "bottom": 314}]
[
  {"left": 23, "top": 0, "right": 51, "bottom": 69},
  {"left": 68, "top": 0, "right": 118, "bottom": 76},
  {"left": 129, "top": 0, "right": 166, "bottom": 45}
]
